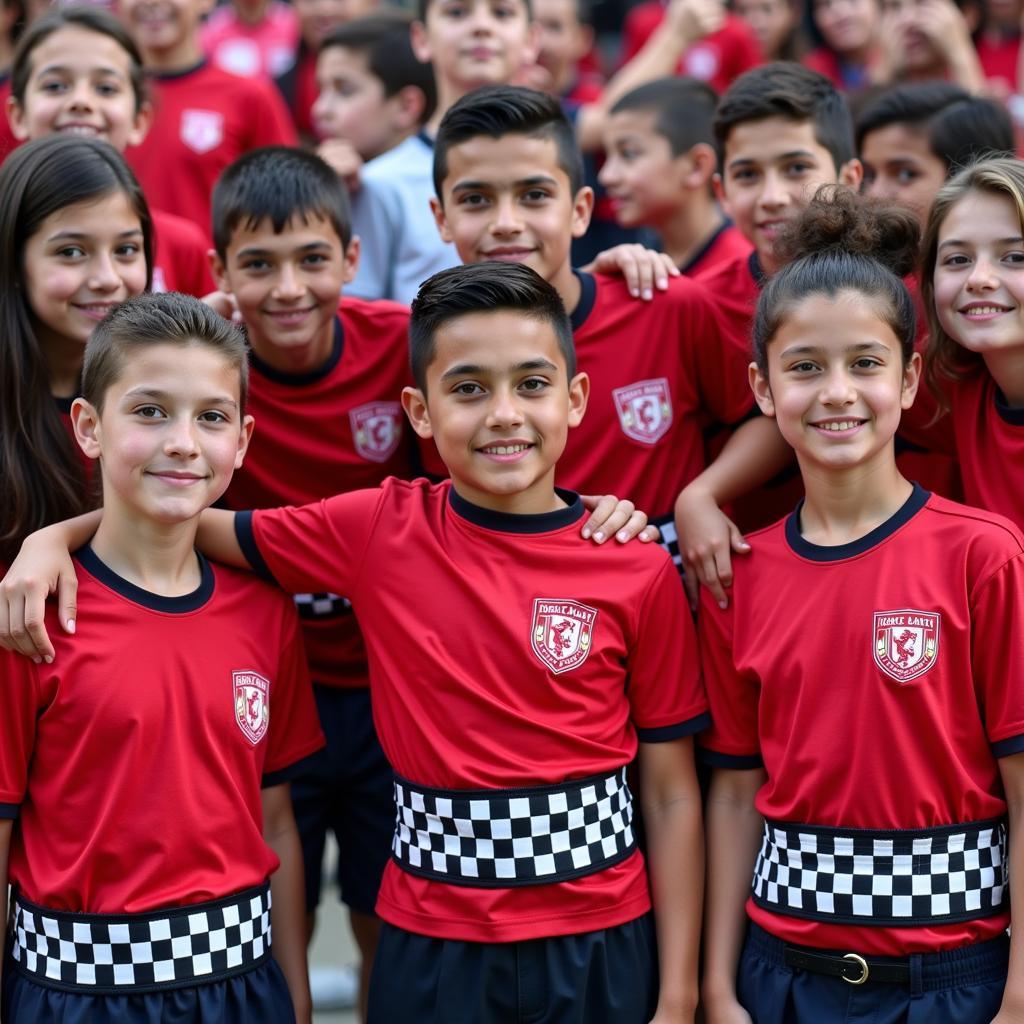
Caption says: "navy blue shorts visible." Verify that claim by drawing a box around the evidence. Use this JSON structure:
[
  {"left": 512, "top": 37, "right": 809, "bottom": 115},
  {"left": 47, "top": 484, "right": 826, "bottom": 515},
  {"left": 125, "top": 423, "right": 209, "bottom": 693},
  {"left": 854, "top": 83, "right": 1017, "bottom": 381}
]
[
  {"left": 366, "top": 913, "right": 658, "bottom": 1024},
  {"left": 738, "top": 921, "right": 1009, "bottom": 1024},
  {"left": 292, "top": 684, "right": 393, "bottom": 916},
  {"left": 1, "top": 955, "right": 294, "bottom": 1023}
]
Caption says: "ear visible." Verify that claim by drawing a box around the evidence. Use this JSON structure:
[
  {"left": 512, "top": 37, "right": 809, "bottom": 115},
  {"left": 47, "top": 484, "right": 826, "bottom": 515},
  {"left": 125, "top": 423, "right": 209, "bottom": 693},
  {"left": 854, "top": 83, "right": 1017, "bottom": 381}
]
[
  {"left": 838, "top": 157, "right": 863, "bottom": 190},
  {"left": 520, "top": 20, "right": 542, "bottom": 69},
  {"left": 389, "top": 84, "right": 427, "bottom": 134},
  {"left": 749, "top": 361, "right": 775, "bottom": 418},
  {"left": 401, "top": 385, "right": 433, "bottom": 438},
  {"left": 684, "top": 143, "right": 718, "bottom": 189},
  {"left": 430, "top": 194, "right": 454, "bottom": 244},
  {"left": 71, "top": 398, "right": 104, "bottom": 461},
  {"left": 342, "top": 234, "right": 361, "bottom": 283},
  {"left": 126, "top": 99, "right": 154, "bottom": 149},
  {"left": 234, "top": 414, "right": 256, "bottom": 469},
  {"left": 570, "top": 185, "right": 595, "bottom": 240},
  {"left": 410, "top": 20, "right": 432, "bottom": 63},
  {"left": 209, "top": 248, "right": 232, "bottom": 294},
  {"left": 567, "top": 371, "right": 589, "bottom": 428},
  {"left": 900, "top": 350, "right": 922, "bottom": 410},
  {"left": 7, "top": 94, "right": 29, "bottom": 142}
]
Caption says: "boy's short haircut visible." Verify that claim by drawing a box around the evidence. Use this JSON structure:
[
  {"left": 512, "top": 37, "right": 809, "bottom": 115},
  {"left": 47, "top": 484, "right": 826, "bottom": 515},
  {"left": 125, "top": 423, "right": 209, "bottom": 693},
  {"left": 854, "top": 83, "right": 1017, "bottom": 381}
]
[
  {"left": 416, "top": 0, "right": 532, "bottom": 23},
  {"left": 84, "top": 292, "right": 249, "bottom": 413},
  {"left": 320, "top": 10, "right": 437, "bottom": 126},
  {"left": 12, "top": 6, "right": 147, "bottom": 114},
  {"left": 409, "top": 261, "right": 575, "bottom": 391},
  {"left": 609, "top": 77, "right": 719, "bottom": 157},
  {"left": 434, "top": 84, "right": 583, "bottom": 198},
  {"left": 928, "top": 96, "right": 1015, "bottom": 173},
  {"left": 212, "top": 146, "right": 353, "bottom": 258},
  {"left": 713, "top": 62, "right": 855, "bottom": 171},
  {"left": 854, "top": 82, "right": 969, "bottom": 151}
]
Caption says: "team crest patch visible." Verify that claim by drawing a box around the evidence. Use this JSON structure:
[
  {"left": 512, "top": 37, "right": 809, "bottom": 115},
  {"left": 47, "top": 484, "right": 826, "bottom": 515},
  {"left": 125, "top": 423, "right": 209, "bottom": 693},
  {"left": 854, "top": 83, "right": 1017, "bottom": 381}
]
[
  {"left": 349, "top": 402, "right": 402, "bottom": 462},
  {"left": 872, "top": 610, "right": 940, "bottom": 683},
  {"left": 531, "top": 599, "right": 598, "bottom": 674},
  {"left": 180, "top": 109, "right": 224, "bottom": 154},
  {"left": 612, "top": 378, "right": 673, "bottom": 444},
  {"left": 234, "top": 671, "right": 270, "bottom": 744}
]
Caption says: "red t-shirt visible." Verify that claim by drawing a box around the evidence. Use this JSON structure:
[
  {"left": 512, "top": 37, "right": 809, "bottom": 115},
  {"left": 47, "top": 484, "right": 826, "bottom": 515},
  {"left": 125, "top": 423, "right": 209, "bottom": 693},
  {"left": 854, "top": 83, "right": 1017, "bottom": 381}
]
[
  {"left": 225, "top": 298, "right": 414, "bottom": 689},
  {"left": 0, "top": 548, "right": 324, "bottom": 913},
  {"left": 152, "top": 207, "right": 216, "bottom": 296},
  {"left": 700, "top": 486, "right": 1024, "bottom": 954},
  {"left": 125, "top": 61, "right": 297, "bottom": 237},
  {"left": 685, "top": 221, "right": 752, "bottom": 279},
  {"left": 621, "top": 9, "right": 761, "bottom": 94},
  {"left": 0, "top": 75, "right": 17, "bottom": 164},
  {"left": 976, "top": 32, "right": 1020, "bottom": 94},
  {"left": 240, "top": 478, "right": 708, "bottom": 942}
]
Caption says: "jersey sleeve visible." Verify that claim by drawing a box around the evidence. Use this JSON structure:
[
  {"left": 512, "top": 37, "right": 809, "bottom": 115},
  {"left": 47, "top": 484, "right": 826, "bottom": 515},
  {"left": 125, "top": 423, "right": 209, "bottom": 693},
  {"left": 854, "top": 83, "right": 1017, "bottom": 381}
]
[
  {"left": 262, "top": 602, "right": 326, "bottom": 785},
  {"left": 697, "top": 588, "right": 763, "bottom": 768},
  {"left": 0, "top": 651, "right": 50, "bottom": 817},
  {"left": 628, "top": 560, "right": 709, "bottom": 741},
  {"left": 237, "top": 487, "right": 387, "bottom": 599},
  {"left": 247, "top": 76, "right": 298, "bottom": 148}
]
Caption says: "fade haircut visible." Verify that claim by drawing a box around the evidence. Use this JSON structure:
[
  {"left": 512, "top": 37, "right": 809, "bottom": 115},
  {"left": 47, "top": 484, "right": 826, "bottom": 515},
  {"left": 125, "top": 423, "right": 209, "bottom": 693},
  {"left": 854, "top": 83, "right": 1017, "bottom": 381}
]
[
  {"left": 434, "top": 84, "right": 583, "bottom": 198},
  {"left": 212, "top": 146, "right": 352, "bottom": 258},
  {"left": 83, "top": 292, "right": 249, "bottom": 413},
  {"left": 610, "top": 77, "right": 718, "bottom": 156},
  {"left": 713, "top": 62, "right": 855, "bottom": 171},
  {"left": 409, "top": 261, "right": 575, "bottom": 391},
  {"left": 855, "top": 81, "right": 969, "bottom": 153}
]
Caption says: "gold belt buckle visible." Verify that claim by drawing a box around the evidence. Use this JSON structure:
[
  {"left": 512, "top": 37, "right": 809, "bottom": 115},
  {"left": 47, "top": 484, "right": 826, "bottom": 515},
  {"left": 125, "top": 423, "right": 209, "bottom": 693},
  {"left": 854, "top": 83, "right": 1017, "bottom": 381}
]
[{"left": 842, "top": 952, "right": 869, "bottom": 985}]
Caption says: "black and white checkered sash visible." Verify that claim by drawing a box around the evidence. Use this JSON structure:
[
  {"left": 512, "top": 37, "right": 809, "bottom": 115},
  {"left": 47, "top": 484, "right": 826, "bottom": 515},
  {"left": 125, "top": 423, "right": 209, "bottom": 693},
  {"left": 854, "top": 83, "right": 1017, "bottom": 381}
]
[
  {"left": 8, "top": 883, "right": 271, "bottom": 994},
  {"left": 753, "top": 818, "right": 1008, "bottom": 927},
  {"left": 391, "top": 768, "right": 636, "bottom": 887}
]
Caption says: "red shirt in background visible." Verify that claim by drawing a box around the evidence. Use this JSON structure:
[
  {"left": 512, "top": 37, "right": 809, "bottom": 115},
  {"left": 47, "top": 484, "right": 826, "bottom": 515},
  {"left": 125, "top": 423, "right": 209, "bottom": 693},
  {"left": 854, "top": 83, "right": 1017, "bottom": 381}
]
[
  {"left": 151, "top": 208, "right": 216, "bottom": 296},
  {"left": 201, "top": 0, "right": 300, "bottom": 79}
]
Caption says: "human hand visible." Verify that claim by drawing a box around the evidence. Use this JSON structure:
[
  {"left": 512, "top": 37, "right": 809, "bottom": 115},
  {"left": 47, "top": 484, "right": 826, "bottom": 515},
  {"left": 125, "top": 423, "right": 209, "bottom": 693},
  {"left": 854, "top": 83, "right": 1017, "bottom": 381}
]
[
  {"left": 201, "top": 289, "right": 242, "bottom": 323},
  {"left": 674, "top": 485, "right": 749, "bottom": 609},
  {"left": 317, "top": 138, "right": 364, "bottom": 193},
  {"left": 583, "top": 244, "right": 679, "bottom": 299},
  {"left": 580, "top": 494, "right": 661, "bottom": 544},
  {"left": 667, "top": 0, "right": 727, "bottom": 44}
]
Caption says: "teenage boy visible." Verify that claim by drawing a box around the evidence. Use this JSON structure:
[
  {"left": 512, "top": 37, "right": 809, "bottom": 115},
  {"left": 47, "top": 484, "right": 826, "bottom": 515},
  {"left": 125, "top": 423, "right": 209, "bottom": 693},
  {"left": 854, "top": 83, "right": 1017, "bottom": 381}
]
[
  {"left": 118, "top": 0, "right": 296, "bottom": 235},
  {"left": 599, "top": 76, "right": 751, "bottom": 277},
  {"left": 1, "top": 262, "right": 707, "bottom": 1024},
  {"left": 0, "top": 292, "right": 324, "bottom": 1023}
]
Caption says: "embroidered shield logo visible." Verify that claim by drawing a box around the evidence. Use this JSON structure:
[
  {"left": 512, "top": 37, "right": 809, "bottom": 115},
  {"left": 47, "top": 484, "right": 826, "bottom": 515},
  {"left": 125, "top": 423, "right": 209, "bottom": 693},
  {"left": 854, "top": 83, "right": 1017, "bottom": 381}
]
[
  {"left": 349, "top": 402, "right": 402, "bottom": 462},
  {"left": 180, "top": 109, "right": 224, "bottom": 154},
  {"left": 531, "top": 599, "right": 598, "bottom": 674},
  {"left": 612, "top": 378, "right": 673, "bottom": 445},
  {"left": 234, "top": 670, "right": 270, "bottom": 744},
  {"left": 872, "top": 609, "right": 940, "bottom": 683}
]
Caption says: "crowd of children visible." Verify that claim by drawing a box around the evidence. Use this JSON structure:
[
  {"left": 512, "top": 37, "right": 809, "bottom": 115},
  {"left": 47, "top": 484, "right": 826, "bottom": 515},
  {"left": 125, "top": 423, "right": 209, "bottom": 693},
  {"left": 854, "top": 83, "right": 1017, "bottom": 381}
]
[{"left": 0, "top": 0, "right": 1023, "bottom": 1021}]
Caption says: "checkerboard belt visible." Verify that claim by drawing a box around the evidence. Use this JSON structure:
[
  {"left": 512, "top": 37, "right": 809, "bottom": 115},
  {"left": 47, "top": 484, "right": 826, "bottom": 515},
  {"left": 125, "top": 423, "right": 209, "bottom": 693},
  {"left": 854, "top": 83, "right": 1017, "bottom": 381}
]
[
  {"left": 753, "top": 818, "right": 1008, "bottom": 926},
  {"left": 8, "top": 884, "right": 271, "bottom": 994},
  {"left": 392, "top": 768, "right": 636, "bottom": 886}
]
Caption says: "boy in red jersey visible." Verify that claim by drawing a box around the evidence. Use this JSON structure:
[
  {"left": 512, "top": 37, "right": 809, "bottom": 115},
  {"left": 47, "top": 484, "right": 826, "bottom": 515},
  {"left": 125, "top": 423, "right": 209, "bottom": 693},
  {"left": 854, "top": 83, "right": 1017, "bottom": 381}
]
[
  {"left": 599, "top": 77, "right": 751, "bottom": 277},
  {"left": 0, "top": 293, "right": 324, "bottom": 1023},
  {"left": 1, "top": 262, "right": 708, "bottom": 1024},
  {"left": 118, "top": 0, "right": 296, "bottom": 236}
]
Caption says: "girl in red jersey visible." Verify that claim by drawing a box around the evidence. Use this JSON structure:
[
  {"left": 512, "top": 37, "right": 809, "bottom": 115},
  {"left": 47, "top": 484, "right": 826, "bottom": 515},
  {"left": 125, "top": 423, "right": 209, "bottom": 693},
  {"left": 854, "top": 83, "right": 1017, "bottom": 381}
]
[
  {"left": 0, "top": 133, "right": 151, "bottom": 567},
  {"left": 700, "top": 189, "right": 1024, "bottom": 1023}
]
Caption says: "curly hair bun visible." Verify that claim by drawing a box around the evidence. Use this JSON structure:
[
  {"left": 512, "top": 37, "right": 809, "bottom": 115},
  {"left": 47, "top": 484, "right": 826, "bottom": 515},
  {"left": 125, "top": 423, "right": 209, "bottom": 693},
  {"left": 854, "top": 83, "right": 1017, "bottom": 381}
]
[{"left": 774, "top": 185, "right": 921, "bottom": 280}]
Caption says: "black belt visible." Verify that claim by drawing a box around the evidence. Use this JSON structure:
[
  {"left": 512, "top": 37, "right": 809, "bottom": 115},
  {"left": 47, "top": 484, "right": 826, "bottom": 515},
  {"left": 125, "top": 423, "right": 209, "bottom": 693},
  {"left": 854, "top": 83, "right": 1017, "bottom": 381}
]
[{"left": 784, "top": 946, "right": 908, "bottom": 985}]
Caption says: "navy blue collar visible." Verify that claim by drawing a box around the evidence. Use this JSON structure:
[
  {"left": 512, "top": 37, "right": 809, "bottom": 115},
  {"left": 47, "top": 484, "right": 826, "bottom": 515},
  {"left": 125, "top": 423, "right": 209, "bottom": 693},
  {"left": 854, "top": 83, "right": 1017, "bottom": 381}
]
[
  {"left": 679, "top": 217, "right": 732, "bottom": 276},
  {"left": 569, "top": 269, "right": 597, "bottom": 331},
  {"left": 748, "top": 250, "right": 768, "bottom": 289},
  {"left": 448, "top": 487, "right": 584, "bottom": 533},
  {"left": 995, "top": 387, "right": 1024, "bottom": 425},
  {"left": 248, "top": 316, "right": 343, "bottom": 386},
  {"left": 76, "top": 544, "right": 215, "bottom": 612},
  {"left": 152, "top": 58, "right": 206, "bottom": 81}
]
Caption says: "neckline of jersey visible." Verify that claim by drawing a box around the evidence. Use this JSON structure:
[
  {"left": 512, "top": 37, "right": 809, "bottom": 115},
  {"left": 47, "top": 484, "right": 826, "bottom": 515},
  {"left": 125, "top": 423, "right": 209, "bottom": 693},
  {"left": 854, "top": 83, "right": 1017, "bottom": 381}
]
[
  {"left": 748, "top": 250, "right": 767, "bottom": 289},
  {"left": 152, "top": 58, "right": 207, "bottom": 81},
  {"left": 76, "top": 543, "right": 216, "bottom": 612},
  {"left": 785, "top": 482, "right": 930, "bottom": 562},
  {"left": 679, "top": 217, "right": 733, "bottom": 276},
  {"left": 569, "top": 269, "right": 597, "bottom": 331},
  {"left": 248, "top": 316, "right": 343, "bottom": 386},
  {"left": 994, "top": 385, "right": 1024, "bottom": 425},
  {"left": 448, "top": 485, "right": 584, "bottom": 533}
]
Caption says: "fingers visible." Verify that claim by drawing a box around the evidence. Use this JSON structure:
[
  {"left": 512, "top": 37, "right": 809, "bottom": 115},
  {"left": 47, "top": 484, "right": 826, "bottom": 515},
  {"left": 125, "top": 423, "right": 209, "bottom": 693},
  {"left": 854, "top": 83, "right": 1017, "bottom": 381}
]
[
  {"left": 1, "top": 584, "right": 50, "bottom": 662},
  {"left": 613, "top": 507, "right": 651, "bottom": 543},
  {"left": 579, "top": 495, "right": 643, "bottom": 543},
  {"left": 58, "top": 573, "right": 78, "bottom": 636},
  {"left": 579, "top": 494, "right": 620, "bottom": 541},
  {"left": 729, "top": 523, "right": 751, "bottom": 554}
]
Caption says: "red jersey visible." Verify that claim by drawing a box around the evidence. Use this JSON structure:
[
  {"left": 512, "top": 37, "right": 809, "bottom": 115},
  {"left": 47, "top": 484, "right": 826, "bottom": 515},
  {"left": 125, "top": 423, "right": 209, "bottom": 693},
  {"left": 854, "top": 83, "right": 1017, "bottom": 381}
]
[
  {"left": 224, "top": 298, "right": 414, "bottom": 689},
  {"left": 802, "top": 46, "right": 874, "bottom": 91},
  {"left": 685, "top": 220, "right": 752, "bottom": 279},
  {"left": 240, "top": 478, "right": 708, "bottom": 942},
  {"left": 0, "top": 75, "right": 17, "bottom": 164},
  {"left": 152, "top": 207, "right": 216, "bottom": 296},
  {"left": 976, "top": 32, "right": 1020, "bottom": 94},
  {"left": 0, "top": 547, "right": 324, "bottom": 914},
  {"left": 125, "top": 61, "right": 297, "bottom": 236},
  {"left": 700, "top": 486, "right": 1024, "bottom": 954},
  {"left": 621, "top": 9, "right": 761, "bottom": 94}
]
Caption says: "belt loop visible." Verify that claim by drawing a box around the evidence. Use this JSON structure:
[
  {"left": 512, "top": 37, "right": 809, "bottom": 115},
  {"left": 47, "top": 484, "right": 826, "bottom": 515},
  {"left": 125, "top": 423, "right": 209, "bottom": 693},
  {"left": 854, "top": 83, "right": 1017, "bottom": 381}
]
[{"left": 909, "top": 953, "right": 923, "bottom": 997}]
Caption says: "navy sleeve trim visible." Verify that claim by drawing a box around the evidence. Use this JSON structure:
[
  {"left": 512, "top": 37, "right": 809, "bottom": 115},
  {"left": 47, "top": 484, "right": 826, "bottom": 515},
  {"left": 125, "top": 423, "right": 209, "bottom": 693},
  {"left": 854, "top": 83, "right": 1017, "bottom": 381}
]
[
  {"left": 262, "top": 748, "right": 327, "bottom": 788},
  {"left": 235, "top": 511, "right": 277, "bottom": 584},
  {"left": 0, "top": 802, "right": 20, "bottom": 819},
  {"left": 637, "top": 711, "right": 712, "bottom": 743},
  {"left": 992, "top": 733, "right": 1024, "bottom": 758},
  {"left": 697, "top": 747, "right": 764, "bottom": 770}
]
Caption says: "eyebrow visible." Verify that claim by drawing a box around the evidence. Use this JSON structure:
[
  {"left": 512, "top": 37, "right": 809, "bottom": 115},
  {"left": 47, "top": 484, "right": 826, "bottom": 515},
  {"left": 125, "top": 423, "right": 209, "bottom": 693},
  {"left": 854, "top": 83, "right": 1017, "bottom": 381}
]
[
  {"left": 440, "top": 358, "right": 559, "bottom": 381},
  {"left": 38, "top": 62, "right": 125, "bottom": 76},
  {"left": 451, "top": 175, "right": 559, "bottom": 192},
  {"left": 779, "top": 341, "right": 891, "bottom": 357},
  {"left": 235, "top": 241, "right": 334, "bottom": 258},
  {"left": 727, "top": 150, "right": 817, "bottom": 171},
  {"left": 122, "top": 387, "right": 238, "bottom": 408},
  {"left": 939, "top": 236, "right": 1024, "bottom": 249},
  {"left": 47, "top": 228, "right": 142, "bottom": 242}
]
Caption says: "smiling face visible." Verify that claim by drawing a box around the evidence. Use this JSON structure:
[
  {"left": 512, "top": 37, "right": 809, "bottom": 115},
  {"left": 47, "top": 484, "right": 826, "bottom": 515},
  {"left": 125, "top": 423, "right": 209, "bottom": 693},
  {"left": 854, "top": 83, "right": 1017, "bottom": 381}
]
[
  {"left": 74, "top": 341, "right": 253, "bottom": 526},
  {"left": 860, "top": 122, "right": 947, "bottom": 223},
  {"left": 734, "top": 0, "right": 798, "bottom": 59},
  {"left": 402, "top": 307, "right": 588, "bottom": 513},
  {"left": 23, "top": 189, "right": 148, "bottom": 354},
  {"left": 812, "top": 0, "right": 879, "bottom": 57},
  {"left": 8, "top": 25, "right": 150, "bottom": 152},
  {"left": 752, "top": 289, "right": 919, "bottom": 475},
  {"left": 933, "top": 189, "right": 1024, "bottom": 357},
  {"left": 117, "top": 0, "right": 211, "bottom": 65}
]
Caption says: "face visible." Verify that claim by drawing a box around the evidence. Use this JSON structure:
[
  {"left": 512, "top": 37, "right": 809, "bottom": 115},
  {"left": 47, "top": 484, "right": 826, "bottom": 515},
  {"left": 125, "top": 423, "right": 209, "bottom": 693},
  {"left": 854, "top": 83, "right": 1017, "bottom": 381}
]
[
  {"left": 23, "top": 190, "right": 147, "bottom": 350},
  {"left": 402, "top": 309, "right": 587, "bottom": 513},
  {"left": 532, "top": 0, "right": 590, "bottom": 90},
  {"left": 313, "top": 46, "right": 397, "bottom": 160},
  {"left": 860, "top": 123, "right": 947, "bottom": 223},
  {"left": 933, "top": 189, "right": 1024, "bottom": 357},
  {"left": 8, "top": 25, "right": 150, "bottom": 152},
  {"left": 117, "top": 0, "right": 211, "bottom": 58},
  {"left": 753, "top": 290, "right": 919, "bottom": 474},
  {"left": 734, "top": 0, "right": 797, "bottom": 59},
  {"left": 412, "top": 0, "right": 538, "bottom": 94},
  {"left": 880, "top": 0, "right": 938, "bottom": 71},
  {"left": 432, "top": 133, "right": 592, "bottom": 298},
  {"left": 599, "top": 109, "right": 692, "bottom": 228},
  {"left": 211, "top": 213, "right": 357, "bottom": 372},
  {"left": 74, "top": 342, "right": 254, "bottom": 526},
  {"left": 293, "top": 0, "right": 374, "bottom": 50},
  {"left": 717, "top": 116, "right": 861, "bottom": 274},
  {"left": 812, "top": 0, "right": 879, "bottom": 55}
]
